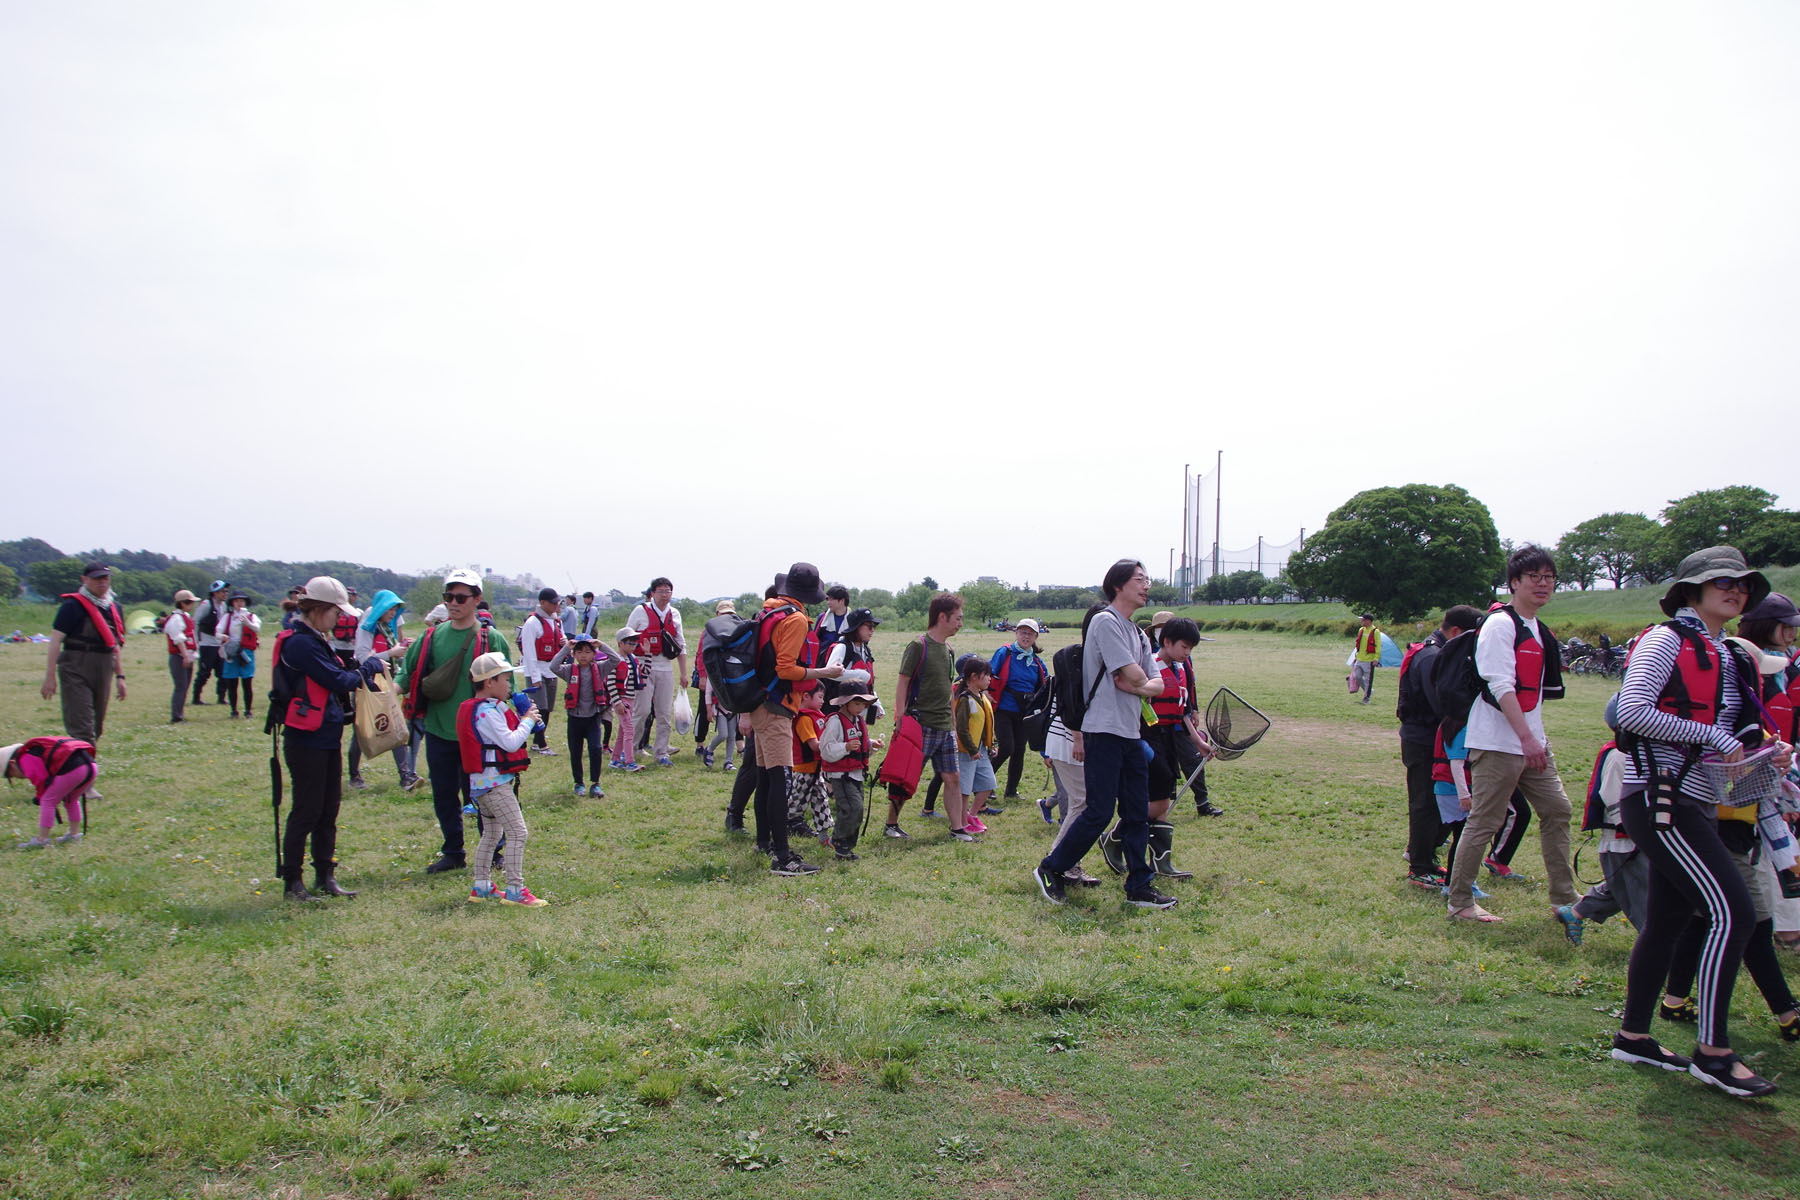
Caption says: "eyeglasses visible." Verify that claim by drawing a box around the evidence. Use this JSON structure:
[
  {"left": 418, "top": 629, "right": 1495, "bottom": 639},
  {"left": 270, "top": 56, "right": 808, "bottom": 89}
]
[
  {"left": 1521, "top": 572, "right": 1557, "bottom": 584},
  {"left": 1709, "top": 577, "right": 1754, "bottom": 594},
  {"left": 442, "top": 591, "right": 478, "bottom": 603}
]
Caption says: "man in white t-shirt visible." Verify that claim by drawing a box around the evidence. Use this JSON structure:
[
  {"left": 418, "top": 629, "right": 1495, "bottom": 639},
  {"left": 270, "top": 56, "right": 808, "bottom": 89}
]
[
  {"left": 1445, "top": 545, "right": 1581, "bottom": 938},
  {"left": 520, "top": 588, "right": 566, "bottom": 755},
  {"left": 626, "top": 577, "right": 688, "bottom": 766}
]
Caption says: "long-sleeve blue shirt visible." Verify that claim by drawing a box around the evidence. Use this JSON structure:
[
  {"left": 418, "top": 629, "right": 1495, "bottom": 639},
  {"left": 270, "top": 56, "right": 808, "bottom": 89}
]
[{"left": 276, "top": 622, "right": 381, "bottom": 749}]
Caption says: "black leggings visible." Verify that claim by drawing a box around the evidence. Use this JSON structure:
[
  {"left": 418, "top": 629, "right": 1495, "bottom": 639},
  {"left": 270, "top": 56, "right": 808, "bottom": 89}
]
[
  {"left": 282, "top": 738, "right": 342, "bottom": 882},
  {"left": 992, "top": 707, "right": 1029, "bottom": 798},
  {"left": 221, "top": 677, "right": 256, "bottom": 714},
  {"left": 1618, "top": 789, "right": 1754, "bottom": 1047},
  {"left": 568, "top": 713, "right": 605, "bottom": 786},
  {"left": 753, "top": 766, "right": 791, "bottom": 860}
]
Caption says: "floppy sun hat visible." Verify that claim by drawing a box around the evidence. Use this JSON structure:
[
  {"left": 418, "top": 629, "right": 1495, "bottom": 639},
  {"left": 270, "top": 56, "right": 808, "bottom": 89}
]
[{"left": 1659, "top": 546, "right": 1769, "bottom": 616}]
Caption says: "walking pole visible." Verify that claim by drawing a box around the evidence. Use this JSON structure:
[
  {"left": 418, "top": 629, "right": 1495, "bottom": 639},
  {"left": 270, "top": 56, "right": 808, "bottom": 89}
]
[{"left": 268, "top": 727, "right": 284, "bottom": 880}]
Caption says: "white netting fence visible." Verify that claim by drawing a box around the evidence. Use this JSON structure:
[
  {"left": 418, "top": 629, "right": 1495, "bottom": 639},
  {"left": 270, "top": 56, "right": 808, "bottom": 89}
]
[{"left": 1173, "top": 466, "right": 1305, "bottom": 595}]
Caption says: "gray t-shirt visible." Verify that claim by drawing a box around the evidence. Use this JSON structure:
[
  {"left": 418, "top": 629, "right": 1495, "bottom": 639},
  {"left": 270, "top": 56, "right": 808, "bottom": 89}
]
[{"left": 1080, "top": 607, "right": 1157, "bottom": 739}]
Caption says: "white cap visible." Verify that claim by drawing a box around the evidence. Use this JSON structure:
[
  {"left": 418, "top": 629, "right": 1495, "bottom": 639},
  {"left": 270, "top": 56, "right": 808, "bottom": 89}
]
[
  {"left": 443, "top": 568, "right": 483, "bottom": 592},
  {"left": 469, "top": 652, "right": 518, "bottom": 683},
  {"left": 0, "top": 744, "right": 19, "bottom": 781},
  {"left": 425, "top": 603, "right": 449, "bottom": 625},
  {"left": 301, "top": 576, "right": 350, "bottom": 607},
  {"left": 1015, "top": 619, "right": 1043, "bottom": 633}
]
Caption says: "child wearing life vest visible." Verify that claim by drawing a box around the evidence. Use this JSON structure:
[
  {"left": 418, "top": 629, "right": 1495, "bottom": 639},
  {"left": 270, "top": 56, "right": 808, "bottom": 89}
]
[
  {"left": 609, "top": 628, "right": 648, "bottom": 774},
  {"left": 3, "top": 738, "right": 96, "bottom": 849},
  {"left": 953, "top": 657, "right": 999, "bottom": 836},
  {"left": 549, "top": 635, "right": 622, "bottom": 798},
  {"left": 787, "top": 689, "right": 833, "bottom": 844},
  {"left": 820, "top": 692, "right": 882, "bottom": 860},
  {"left": 218, "top": 592, "right": 262, "bottom": 719},
  {"left": 460, "top": 652, "right": 547, "bottom": 907}
]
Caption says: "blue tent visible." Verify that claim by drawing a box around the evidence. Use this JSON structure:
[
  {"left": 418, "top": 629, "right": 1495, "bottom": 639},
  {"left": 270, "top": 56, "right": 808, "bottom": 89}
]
[{"left": 1378, "top": 632, "right": 1403, "bottom": 667}]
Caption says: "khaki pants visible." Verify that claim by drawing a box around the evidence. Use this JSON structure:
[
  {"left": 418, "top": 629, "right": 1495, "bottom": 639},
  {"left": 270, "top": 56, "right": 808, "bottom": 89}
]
[
  {"left": 642, "top": 666, "right": 675, "bottom": 757},
  {"left": 747, "top": 703, "right": 795, "bottom": 768},
  {"left": 1447, "top": 747, "right": 1577, "bottom": 908},
  {"left": 58, "top": 649, "right": 116, "bottom": 743}
]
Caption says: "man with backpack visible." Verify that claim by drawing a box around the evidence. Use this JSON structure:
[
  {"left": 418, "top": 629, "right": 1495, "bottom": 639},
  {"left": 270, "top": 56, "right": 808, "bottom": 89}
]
[
  {"left": 191, "top": 579, "right": 231, "bottom": 705},
  {"left": 746, "top": 562, "right": 842, "bottom": 876},
  {"left": 396, "top": 569, "right": 514, "bottom": 875},
  {"left": 1397, "top": 605, "right": 1482, "bottom": 886},
  {"left": 1441, "top": 546, "right": 1582, "bottom": 936}
]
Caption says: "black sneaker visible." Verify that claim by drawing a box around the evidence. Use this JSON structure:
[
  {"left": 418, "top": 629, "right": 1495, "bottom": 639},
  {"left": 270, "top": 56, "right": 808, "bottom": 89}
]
[
  {"left": 1032, "top": 864, "right": 1066, "bottom": 905},
  {"left": 884, "top": 824, "right": 909, "bottom": 839},
  {"left": 1125, "top": 887, "right": 1178, "bottom": 910},
  {"left": 1609, "top": 1033, "right": 1690, "bottom": 1072},
  {"left": 424, "top": 854, "right": 466, "bottom": 874},
  {"left": 725, "top": 813, "right": 746, "bottom": 834},
  {"left": 834, "top": 849, "right": 860, "bottom": 862},
  {"left": 1196, "top": 801, "right": 1225, "bottom": 817},
  {"left": 772, "top": 856, "right": 821, "bottom": 876},
  {"left": 1688, "top": 1049, "right": 1777, "bottom": 1098}
]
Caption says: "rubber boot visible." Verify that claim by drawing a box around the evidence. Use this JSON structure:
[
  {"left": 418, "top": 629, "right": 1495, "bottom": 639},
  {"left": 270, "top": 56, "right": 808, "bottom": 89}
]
[
  {"left": 1150, "top": 820, "right": 1193, "bottom": 880},
  {"left": 284, "top": 878, "right": 319, "bottom": 902},
  {"left": 314, "top": 870, "right": 357, "bottom": 898},
  {"left": 1098, "top": 823, "right": 1126, "bottom": 875}
]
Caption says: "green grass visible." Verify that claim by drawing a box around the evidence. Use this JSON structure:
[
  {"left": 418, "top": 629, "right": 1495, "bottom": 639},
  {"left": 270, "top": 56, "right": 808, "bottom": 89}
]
[{"left": 3, "top": 627, "right": 1799, "bottom": 1198}]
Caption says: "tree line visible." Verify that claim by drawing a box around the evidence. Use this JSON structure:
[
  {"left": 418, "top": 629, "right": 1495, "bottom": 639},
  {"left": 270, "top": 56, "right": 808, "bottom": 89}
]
[{"left": 1285, "top": 484, "right": 1799, "bottom": 623}]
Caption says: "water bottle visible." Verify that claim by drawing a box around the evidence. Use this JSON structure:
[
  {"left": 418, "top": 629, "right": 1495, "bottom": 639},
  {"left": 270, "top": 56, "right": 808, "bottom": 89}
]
[{"left": 511, "top": 691, "right": 545, "bottom": 732}]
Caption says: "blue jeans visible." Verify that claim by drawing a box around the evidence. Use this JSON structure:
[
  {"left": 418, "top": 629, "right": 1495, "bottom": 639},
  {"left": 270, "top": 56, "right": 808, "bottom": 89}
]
[
  {"left": 424, "top": 732, "right": 469, "bottom": 859},
  {"left": 1041, "top": 731, "right": 1153, "bottom": 893}
]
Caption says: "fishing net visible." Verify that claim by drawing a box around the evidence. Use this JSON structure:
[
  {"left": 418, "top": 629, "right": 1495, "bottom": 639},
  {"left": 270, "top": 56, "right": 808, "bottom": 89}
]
[
  {"left": 1694, "top": 745, "right": 1786, "bottom": 810},
  {"left": 1204, "top": 687, "right": 1271, "bottom": 761}
]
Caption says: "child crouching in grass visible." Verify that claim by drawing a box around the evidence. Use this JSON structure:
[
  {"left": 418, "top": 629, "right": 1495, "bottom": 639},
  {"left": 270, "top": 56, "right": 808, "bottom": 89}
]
[
  {"left": 2, "top": 737, "right": 95, "bottom": 849},
  {"left": 954, "top": 656, "right": 998, "bottom": 836},
  {"left": 457, "top": 652, "right": 548, "bottom": 907},
  {"left": 821, "top": 692, "right": 881, "bottom": 861}
]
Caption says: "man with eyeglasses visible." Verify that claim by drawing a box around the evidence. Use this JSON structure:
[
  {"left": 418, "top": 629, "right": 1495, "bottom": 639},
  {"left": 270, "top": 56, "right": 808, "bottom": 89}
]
[
  {"left": 397, "top": 569, "right": 515, "bottom": 874},
  {"left": 1444, "top": 544, "right": 1581, "bottom": 936}
]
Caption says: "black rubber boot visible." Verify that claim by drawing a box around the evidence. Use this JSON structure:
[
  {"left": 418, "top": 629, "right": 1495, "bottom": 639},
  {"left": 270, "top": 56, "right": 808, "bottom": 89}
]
[
  {"left": 1150, "top": 820, "right": 1193, "bottom": 880},
  {"left": 314, "top": 870, "right": 357, "bottom": 898},
  {"left": 284, "top": 879, "right": 318, "bottom": 902}
]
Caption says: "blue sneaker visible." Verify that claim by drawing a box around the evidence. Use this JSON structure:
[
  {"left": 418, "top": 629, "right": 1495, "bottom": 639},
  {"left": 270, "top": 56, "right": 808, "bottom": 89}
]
[
  {"left": 1441, "top": 881, "right": 1491, "bottom": 900},
  {"left": 573, "top": 784, "right": 588, "bottom": 797},
  {"left": 461, "top": 802, "right": 478, "bottom": 815},
  {"left": 656, "top": 756, "right": 673, "bottom": 767},
  {"left": 1037, "top": 797, "right": 1057, "bottom": 825},
  {"left": 1553, "top": 904, "right": 1585, "bottom": 946},
  {"left": 921, "top": 809, "right": 942, "bottom": 819}
]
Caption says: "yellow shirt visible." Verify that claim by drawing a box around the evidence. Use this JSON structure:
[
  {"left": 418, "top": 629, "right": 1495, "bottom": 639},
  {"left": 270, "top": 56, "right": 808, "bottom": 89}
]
[{"left": 1355, "top": 625, "right": 1381, "bottom": 663}]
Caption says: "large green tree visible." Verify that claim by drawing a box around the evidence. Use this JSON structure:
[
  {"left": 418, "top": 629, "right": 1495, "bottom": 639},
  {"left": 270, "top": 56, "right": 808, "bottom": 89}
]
[
  {"left": 1286, "top": 484, "right": 1503, "bottom": 622},
  {"left": 1658, "top": 487, "right": 1778, "bottom": 562},
  {"left": 1741, "top": 509, "right": 1800, "bottom": 567},
  {"left": 1555, "top": 512, "right": 1662, "bottom": 588},
  {"left": 0, "top": 537, "right": 64, "bottom": 576},
  {"left": 959, "top": 580, "right": 1011, "bottom": 624},
  {"left": 27, "top": 557, "right": 86, "bottom": 598}
]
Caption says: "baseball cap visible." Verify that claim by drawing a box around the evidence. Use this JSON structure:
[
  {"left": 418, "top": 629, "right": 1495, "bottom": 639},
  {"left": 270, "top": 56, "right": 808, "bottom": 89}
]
[
  {"left": 82, "top": 562, "right": 111, "bottom": 578},
  {"left": 1742, "top": 591, "right": 1800, "bottom": 627},
  {"left": 469, "top": 652, "right": 518, "bottom": 683}
]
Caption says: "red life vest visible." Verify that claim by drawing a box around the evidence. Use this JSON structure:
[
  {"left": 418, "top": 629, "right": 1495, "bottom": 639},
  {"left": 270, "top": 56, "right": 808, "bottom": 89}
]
[
  {"left": 167, "top": 610, "right": 197, "bottom": 655},
  {"left": 791, "top": 708, "right": 825, "bottom": 769},
  {"left": 637, "top": 603, "right": 678, "bottom": 657},
  {"left": 402, "top": 623, "right": 488, "bottom": 720},
  {"left": 756, "top": 602, "right": 818, "bottom": 702},
  {"left": 227, "top": 611, "right": 260, "bottom": 650},
  {"left": 61, "top": 592, "right": 125, "bottom": 649},
  {"left": 824, "top": 711, "right": 870, "bottom": 773},
  {"left": 986, "top": 645, "right": 1044, "bottom": 708},
  {"left": 1431, "top": 725, "right": 1452, "bottom": 784},
  {"left": 530, "top": 611, "right": 565, "bottom": 664},
  {"left": 273, "top": 629, "right": 330, "bottom": 733},
  {"left": 876, "top": 714, "right": 925, "bottom": 798},
  {"left": 1508, "top": 614, "right": 1545, "bottom": 714},
  {"left": 372, "top": 628, "right": 391, "bottom": 654},
  {"left": 1150, "top": 658, "right": 1192, "bottom": 725},
  {"left": 19, "top": 737, "right": 96, "bottom": 779},
  {"left": 331, "top": 611, "right": 358, "bottom": 646},
  {"left": 564, "top": 661, "right": 612, "bottom": 712},
  {"left": 456, "top": 698, "right": 530, "bottom": 776},
  {"left": 1622, "top": 621, "right": 1725, "bottom": 728}
]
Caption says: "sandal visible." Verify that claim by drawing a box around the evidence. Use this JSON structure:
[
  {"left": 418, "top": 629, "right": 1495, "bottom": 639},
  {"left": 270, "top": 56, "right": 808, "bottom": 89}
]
[
  {"left": 1447, "top": 904, "right": 1503, "bottom": 923},
  {"left": 1778, "top": 1013, "right": 1799, "bottom": 1044},
  {"left": 1659, "top": 997, "right": 1699, "bottom": 1025}
]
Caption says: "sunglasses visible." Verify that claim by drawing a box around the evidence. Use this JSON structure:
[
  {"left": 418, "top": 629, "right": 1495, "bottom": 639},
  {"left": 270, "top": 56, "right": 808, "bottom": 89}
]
[
  {"left": 442, "top": 591, "right": 479, "bottom": 603},
  {"left": 1708, "top": 577, "right": 1754, "bottom": 594}
]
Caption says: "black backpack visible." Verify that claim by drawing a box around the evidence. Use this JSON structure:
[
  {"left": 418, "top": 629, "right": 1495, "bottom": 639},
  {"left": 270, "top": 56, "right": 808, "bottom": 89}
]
[
  {"left": 1050, "top": 643, "right": 1108, "bottom": 734},
  {"left": 701, "top": 612, "right": 765, "bottom": 715}
]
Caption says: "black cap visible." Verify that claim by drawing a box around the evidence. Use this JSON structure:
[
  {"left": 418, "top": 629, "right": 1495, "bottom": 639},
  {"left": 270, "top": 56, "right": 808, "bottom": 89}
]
[
  {"left": 81, "top": 562, "right": 112, "bottom": 578},
  {"left": 775, "top": 561, "right": 827, "bottom": 606},
  {"left": 538, "top": 587, "right": 559, "bottom": 603},
  {"left": 845, "top": 607, "right": 881, "bottom": 630}
]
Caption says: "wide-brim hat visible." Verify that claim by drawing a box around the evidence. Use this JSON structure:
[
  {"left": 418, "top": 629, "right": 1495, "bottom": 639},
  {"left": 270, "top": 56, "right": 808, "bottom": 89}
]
[
  {"left": 469, "top": 652, "right": 519, "bottom": 683},
  {"left": 774, "top": 561, "right": 827, "bottom": 606},
  {"left": 1742, "top": 591, "right": 1800, "bottom": 628},
  {"left": 845, "top": 607, "right": 880, "bottom": 630},
  {"left": 1146, "top": 612, "right": 1174, "bottom": 633},
  {"left": 1659, "top": 545, "right": 1769, "bottom": 617},
  {"left": 714, "top": 600, "right": 737, "bottom": 616},
  {"left": 1724, "top": 636, "right": 1787, "bottom": 676},
  {"left": 831, "top": 692, "right": 878, "bottom": 707},
  {"left": 616, "top": 626, "right": 642, "bottom": 644},
  {"left": 0, "top": 743, "right": 19, "bottom": 780}
]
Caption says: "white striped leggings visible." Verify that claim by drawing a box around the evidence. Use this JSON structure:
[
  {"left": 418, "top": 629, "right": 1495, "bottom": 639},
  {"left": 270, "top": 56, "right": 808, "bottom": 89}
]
[{"left": 1618, "top": 788, "right": 1753, "bottom": 1048}]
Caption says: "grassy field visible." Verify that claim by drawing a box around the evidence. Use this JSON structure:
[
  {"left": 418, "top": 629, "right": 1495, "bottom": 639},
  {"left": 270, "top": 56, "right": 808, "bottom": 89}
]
[{"left": 3, "top": 623, "right": 1798, "bottom": 1199}]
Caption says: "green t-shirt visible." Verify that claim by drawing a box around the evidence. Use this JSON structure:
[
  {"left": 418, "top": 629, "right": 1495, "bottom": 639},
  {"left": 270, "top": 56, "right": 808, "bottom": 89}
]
[
  {"left": 898, "top": 635, "right": 955, "bottom": 731},
  {"left": 400, "top": 622, "right": 515, "bottom": 741}
]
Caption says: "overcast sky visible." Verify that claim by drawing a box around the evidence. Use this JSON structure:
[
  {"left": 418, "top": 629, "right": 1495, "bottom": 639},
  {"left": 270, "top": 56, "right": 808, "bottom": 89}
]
[{"left": 5, "top": 3, "right": 1797, "bottom": 598}]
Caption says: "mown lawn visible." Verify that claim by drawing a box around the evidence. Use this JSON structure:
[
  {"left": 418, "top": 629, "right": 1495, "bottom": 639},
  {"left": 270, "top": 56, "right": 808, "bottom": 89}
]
[{"left": 2, "top": 625, "right": 1797, "bottom": 1199}]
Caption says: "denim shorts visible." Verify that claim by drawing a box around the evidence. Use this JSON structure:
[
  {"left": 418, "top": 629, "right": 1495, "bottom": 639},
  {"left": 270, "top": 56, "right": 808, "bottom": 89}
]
[{"left": 958, "top": 750, "right": 997, "bottom": 795}]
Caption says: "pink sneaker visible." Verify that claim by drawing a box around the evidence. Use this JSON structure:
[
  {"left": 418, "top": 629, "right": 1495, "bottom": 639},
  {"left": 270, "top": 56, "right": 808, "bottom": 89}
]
[
  {"left": 965, "top": 816, "right": 989, "bottom": 834},
  {"left": 501, "top": 885, "right": 550, "bottom": 908}
]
